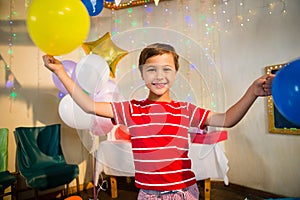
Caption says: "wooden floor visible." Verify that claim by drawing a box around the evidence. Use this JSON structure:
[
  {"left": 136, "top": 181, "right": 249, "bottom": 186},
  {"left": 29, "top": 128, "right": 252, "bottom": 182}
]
[
  {"left": 23, "top": 176, "right": 290, "bottom": 200},
  {"left": 77, "top": 179, "right": 285, "bottom": 200}
]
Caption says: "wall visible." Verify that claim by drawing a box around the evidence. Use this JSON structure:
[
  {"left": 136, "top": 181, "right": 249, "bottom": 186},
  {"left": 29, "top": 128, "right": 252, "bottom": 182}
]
[
  {"left": 0, "top": 0, "right": 300, "bottom": 198},
  {"left": 218, "top": 0, "right": 300, "bottom": 197}
]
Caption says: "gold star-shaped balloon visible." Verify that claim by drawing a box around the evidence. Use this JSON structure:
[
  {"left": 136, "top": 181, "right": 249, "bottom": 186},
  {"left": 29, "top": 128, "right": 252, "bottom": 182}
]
[{"left": 82, "top": 32, "right": 128, "bottom": 78}]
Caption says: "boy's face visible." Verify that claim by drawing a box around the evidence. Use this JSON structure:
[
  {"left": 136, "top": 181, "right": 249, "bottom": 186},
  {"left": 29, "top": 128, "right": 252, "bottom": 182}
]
[{"left": 141, "top": 53, "right": 177, "bottom": 101}]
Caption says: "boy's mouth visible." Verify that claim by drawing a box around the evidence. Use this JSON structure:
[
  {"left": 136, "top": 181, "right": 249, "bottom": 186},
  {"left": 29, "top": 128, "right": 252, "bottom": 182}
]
[{"left": 152, "top": 82, "right": 167, "bottom": 89}]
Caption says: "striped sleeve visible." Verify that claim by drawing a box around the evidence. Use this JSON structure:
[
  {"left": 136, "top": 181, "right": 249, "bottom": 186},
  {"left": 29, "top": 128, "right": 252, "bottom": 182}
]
[
  {"left": 110, "top": 101, "right": 129, "bottom": 127},
  {"left": 188, "top": 103, "right": 210, "bottom": 129}
]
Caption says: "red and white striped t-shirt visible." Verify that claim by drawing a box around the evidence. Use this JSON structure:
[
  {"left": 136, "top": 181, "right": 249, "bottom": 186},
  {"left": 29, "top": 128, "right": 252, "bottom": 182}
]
[{"left": 111, "top": 99, "right": 210, "bottom": 191}]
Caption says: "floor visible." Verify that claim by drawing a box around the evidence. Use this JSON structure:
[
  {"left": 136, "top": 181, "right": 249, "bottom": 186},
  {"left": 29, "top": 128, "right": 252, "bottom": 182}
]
[
  {"left": 23, "top": 176, "right": 289, "bottom": 200},
  {"left": 80, "top": 183, "right": 261, "bottom": 200},
  {"left": 65, "top": 177, "right": 285, "bottom": 200}
]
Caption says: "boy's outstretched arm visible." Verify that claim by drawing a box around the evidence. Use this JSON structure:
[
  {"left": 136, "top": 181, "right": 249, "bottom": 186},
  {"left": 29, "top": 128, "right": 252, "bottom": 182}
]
[
  {"left": 42, "top": 55, "right": 113, "bottom": 118},
  {"left": 205, "top": 74, "right": 275, "bottom": 128}
]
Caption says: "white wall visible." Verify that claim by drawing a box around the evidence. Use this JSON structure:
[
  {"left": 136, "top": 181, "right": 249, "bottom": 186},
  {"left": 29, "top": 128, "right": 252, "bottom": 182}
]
[
  {"left": 1, "top": 0, "right": 300, "bottom": 198},
  {"left": 218, "top": 0, "right": 300, "bottom": 197}
]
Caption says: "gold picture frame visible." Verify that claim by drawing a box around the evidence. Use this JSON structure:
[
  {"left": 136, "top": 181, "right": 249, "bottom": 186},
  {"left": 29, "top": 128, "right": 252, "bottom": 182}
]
[{"left": 265, "top": 64, "right": 300, "bottom": 134}]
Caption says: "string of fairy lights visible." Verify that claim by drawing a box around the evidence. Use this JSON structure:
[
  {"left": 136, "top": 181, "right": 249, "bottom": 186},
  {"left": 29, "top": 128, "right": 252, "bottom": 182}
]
[
  {"left": 1, "top": 0, "right": 288, "bottom": 107},
  {"left": 215, "top": 0, "right": 287, "bottom": 32},
  {"left": 104, "top": 0, "right": 161, "bottom": 10},
  {"left": 2, "top": 0, "right": 19, "bottom": 112}
]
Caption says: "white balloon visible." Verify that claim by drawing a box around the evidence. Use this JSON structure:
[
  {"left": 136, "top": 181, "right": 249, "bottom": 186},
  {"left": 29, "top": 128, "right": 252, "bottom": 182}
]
[
  {"left": 58, "top": 94, "right": 93, "bottom": 129},
  {"left": 75, "top": 54, "right": 110, "bottom": 94}
]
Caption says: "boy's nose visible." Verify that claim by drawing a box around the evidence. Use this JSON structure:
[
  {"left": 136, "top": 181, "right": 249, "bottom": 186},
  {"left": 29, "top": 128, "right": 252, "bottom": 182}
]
[{"left": 156, "top": 69, "right": 164, "bottom": 79}]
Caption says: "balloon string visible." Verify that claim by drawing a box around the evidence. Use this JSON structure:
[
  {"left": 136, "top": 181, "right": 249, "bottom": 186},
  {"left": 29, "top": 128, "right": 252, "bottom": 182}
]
[
  {"left": 92, "top": 135, "right": 97, "bottom": 200},
  {"left": 91, "top": 135, "right": 108, "bottom": 200},
  {"left": 96, "top": 173, "right": 108, "bottom": 199},
  {"left": 93, "top": 151, "right": 96, "bottom": 199}
]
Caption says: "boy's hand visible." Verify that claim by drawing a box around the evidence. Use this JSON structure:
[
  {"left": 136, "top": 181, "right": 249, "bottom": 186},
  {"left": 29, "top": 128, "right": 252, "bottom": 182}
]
[
  {"left": 42, "top": 55, "right": 63, "bottom": 73},
  {"left": 253, "top": 74, "right": 275, "bottom": 97}
]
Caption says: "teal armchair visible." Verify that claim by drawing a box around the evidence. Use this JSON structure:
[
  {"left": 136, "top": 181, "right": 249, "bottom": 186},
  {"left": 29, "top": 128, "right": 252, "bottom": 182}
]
[{"left": 14, "top": 124, "right": 80, "bottom": 199}]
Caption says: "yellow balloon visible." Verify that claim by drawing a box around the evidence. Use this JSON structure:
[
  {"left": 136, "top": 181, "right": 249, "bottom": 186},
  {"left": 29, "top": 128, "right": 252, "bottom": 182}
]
[{"left": 27, "top": 0, "right": 90, "bottom": 55}]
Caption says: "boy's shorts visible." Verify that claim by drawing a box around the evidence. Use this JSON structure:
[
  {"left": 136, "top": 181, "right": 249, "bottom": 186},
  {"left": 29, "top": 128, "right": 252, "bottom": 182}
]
[{"left": 137, "top": 183, "right": 199, "bottom": 200}]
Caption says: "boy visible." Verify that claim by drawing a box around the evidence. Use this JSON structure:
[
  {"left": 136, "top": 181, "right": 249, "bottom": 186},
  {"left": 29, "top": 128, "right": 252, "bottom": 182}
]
[{"left": 43, "top": 43, "right": 274, "bottom": 199}]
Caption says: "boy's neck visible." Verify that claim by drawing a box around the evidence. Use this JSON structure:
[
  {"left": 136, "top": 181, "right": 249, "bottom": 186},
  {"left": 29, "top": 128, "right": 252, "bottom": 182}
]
[{"left": 147, "top": 93, "right": 172, "bottom": 103}]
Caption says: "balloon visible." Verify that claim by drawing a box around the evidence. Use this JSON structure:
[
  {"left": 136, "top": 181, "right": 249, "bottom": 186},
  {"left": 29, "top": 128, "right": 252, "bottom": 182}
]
[
  {"left": 27, "top": 0, "right": 90, "bottom": 55},
  {"left": 75, "top": 54, "right": 110, "bottom": 94},
  {"left": 81, "top": 32, "right": 128, "bottom": 78},
  {"left": 114, "top": 124, "right": 131, "bottom": 141},
  {"left": 96, "top": 79, "right": 123, "bottom": 100},
  {"left": 82, "top": 0, "right": 104, "bottom": 16},
  {"left": 58, "top": 94, "right": 93, "bottom": 129},
  {"left": 52, "top": 60, "right": 77, "bottom": 94},
  {"left": 272, "top": 58, "right": 300, "bottom": 126},
  {"left": 65, "top": 196, "right": 82, "bottom": 200},
  {"left": 90, "top": 114, "right": 113, "bottom": 136},
  {"left": 89, "top": 80, "right": 122, "bottom": 136}
]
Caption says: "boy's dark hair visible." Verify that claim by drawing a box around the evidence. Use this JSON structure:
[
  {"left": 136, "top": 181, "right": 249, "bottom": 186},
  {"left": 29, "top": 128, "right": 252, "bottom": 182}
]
[{"left": 138, "top": 43, "right": 179, "bottom": 72}]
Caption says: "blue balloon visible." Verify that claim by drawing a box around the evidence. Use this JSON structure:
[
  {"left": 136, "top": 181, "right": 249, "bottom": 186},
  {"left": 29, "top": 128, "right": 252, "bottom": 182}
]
[
  {"left": 272, "top": 58, "right": 300, "bottom": 126},
  {"left": 82, "top": 0, "right": 104, "bottom": 16}
]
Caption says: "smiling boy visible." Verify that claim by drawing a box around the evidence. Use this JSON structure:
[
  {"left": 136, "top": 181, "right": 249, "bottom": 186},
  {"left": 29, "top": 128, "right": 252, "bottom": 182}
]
[{"left": 43, "top": 43, "right": 274, "bottom": 199}]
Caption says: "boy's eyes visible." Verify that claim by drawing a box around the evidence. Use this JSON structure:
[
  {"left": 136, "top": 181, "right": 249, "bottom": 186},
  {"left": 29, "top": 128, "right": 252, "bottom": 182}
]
[
  {"left": 146, "top": 67, "right": 156, "bottom": 72},
  {"left": 146, "top": 66, "right": 173, "bottom": 72},
  {"left": 147, "top": 67, "right": 156, "bottom": 71}
]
